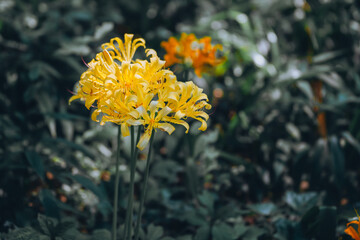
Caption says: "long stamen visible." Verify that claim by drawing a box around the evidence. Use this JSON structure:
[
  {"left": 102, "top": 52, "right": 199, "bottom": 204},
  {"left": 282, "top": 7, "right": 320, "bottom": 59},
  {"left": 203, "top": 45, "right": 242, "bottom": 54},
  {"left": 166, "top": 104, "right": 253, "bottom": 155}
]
[
  {"left": 66, "top": 89, "right": 75, "bottom": 95},
  {"left": 81, "top": 56, "right": 90, "bottom": 68},
  {"left": 208, "top": 105, "right": 216, "bottom": 116}
]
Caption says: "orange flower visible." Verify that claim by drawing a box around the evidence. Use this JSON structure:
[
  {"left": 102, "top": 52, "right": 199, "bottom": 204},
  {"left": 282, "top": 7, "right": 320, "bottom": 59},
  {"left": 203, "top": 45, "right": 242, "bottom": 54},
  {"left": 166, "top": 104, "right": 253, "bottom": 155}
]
[
  {"left": 345, "top": 210, "right": 360, "bottom": 240},
  {"left": 161, "top": 33, "right": 225, "bottom": 77}
]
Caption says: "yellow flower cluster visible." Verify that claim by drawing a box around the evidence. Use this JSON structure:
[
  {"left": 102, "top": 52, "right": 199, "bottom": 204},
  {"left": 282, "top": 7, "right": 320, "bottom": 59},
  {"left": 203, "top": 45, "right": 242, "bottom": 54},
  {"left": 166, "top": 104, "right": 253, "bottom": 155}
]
[
  {"left": 161, "top": 33, "right": 226, "bottom": 77},
  {"left": 69, "top": 34, "right": 211, "bottom": 150}
]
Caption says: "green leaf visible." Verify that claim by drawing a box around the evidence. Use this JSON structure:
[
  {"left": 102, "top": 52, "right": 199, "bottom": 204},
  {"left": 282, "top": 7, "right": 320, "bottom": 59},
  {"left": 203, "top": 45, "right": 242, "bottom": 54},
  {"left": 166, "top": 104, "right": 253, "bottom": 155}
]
[
  {"left": 274, "top": 219, "right": 293, "bottom": 240},
  {"left": 285, "top": 123, "right": 301, "bottom": 141},
  {"left": 300, "top": 206, "right": 337, "bottom": 239},
  {"left": 232, "top": 223, "right": 248, "bottom": 238},
  {"left": 193, "top": 129, "right": 219, "bottom": 158},
  {"left": 147, "top": 224, "right": 164, "bottom": 240},
  {"left": 296, "top": 80, "right": 314, "bottom": 100},
  {"left": 212, "top": 222, "right": 235, "bottom": 240},
  {"left": 284, "top": 191, "right": 318, "bottom": 214},
  {"left": 151, "top": 160, "right": 181, "bottom": 183},
  {"left": 43, "top": 137, "right": 97, "bottom": 159},
  {"left": 215, "top": 203, "right": 239, "bottom": 220},
  {"left": 68, "top": 174, "right": 107, "bottom": 200},
  {"left": 90, "top": 229, "right": 111, "bottom": 240},
  {"left": 309, "top": 139, "right": 326, "bottom": 186},
  {"left": 318, "top": 73, "right": 347, "bottom": 91},
  {"left": 275, "top": 65, "right": 334, "bottom": 85},
  {"left": 94, "top": 22, "right": 114, "bottom": 40},
  {"left": 312, "top": 50, "right": 345, "bottom": 64},
  {"left": 228, "top": 113, "right": 239, "bottom": 133},
  {"left": 342, "top": 131, "right": 360, "bottom": 154},
  {"left": 175, "top": 235, "right": 192, "bottom": 240},
  {"left": 6, "top": 227, "right": 46, "bottom": 240},
  {"left": 234, "top": 12, "right": 254, "bottom": 42},
  {"left": 181, "top": 210, "right": 207, "bottom": 227},
  {"left": 54, "top": 221, "right": 76, "bottom": 237},
  {"left": 248, "top": 202, "right": 277, "bottom": 216},
  {"left": 317, "top": 206, "right": 337, "bottom": 239},
  {"left": 185, "top": 163, "right": 199, "bottom": 198},
  {"left": 194, "top": 224, "right": 210, "bottom": 240},
  {"left": 37, "top": 214, "right": 55, "bottom": 236},
  {"left": 25, "top": 151, "right": 45, "bottom": 180},
  {"left": 300, "top": 206, "right": 320, "bottom": 236},
  {"left": 329, "top": 136, "right": 345, "bottom": 188},
  {"left": 44, "top": 112, "right": 89, "bottom": 121},
  {"left": 66, "top": 174, "right": 111, "bottom": 216},
  {"left": 242, "top": 226, "right": 266, "bottom": 240},
  {"left": 61, "top": 228, "right": 82, "bottom": 240},
  {"left": 39, "top": 190, "right": 60, "bottom": 219},
  {"left": 198, "top": 191, "right": 215, "bottom": 212}
]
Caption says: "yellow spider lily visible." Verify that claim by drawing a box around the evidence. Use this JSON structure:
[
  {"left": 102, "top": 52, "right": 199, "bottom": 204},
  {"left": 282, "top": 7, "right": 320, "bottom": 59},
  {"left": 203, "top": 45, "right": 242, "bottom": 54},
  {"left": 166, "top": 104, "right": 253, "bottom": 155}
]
[
  {"left": 69, "top": 34, "right": 212, "bottom": 150},
  {"left": 128, "top": 101, "right": 176, "bottom": 150},
  {"left": 164, "top": 81, "right": 211, "bottom": 131}
]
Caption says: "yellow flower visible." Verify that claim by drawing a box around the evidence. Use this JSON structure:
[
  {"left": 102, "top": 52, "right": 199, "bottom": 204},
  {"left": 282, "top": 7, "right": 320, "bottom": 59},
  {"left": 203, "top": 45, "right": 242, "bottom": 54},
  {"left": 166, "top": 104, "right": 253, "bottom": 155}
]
[
  {"left": 136, "top": 49, "right": 177, "bottom": 95},
  {"left": 128, "top": 100, "right": 176, "bottom": 149},
  {"left": 345, "top": 210, "right": 360, "bottom": 240},
  {"left": 101, "top": 34, "right": 145, "bottom": 63},
  {"left": 161, "top": 33, "right": 226, "bottom": 77},
  {"left": 69, "top": 34, "right": 212, "bottom": 150},
  {"left": 163, "top": 81, "right": 211, "bottom": 131},
  {"left": 68, "top": 50, "right": 118, "bottom": 109}
]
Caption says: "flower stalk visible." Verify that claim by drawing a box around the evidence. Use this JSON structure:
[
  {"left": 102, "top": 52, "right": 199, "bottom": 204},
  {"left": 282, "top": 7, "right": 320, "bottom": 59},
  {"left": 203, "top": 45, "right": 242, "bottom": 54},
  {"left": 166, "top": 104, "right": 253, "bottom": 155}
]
[
  {"left": 112, "top": 125, "right": 122, "bottom": 240},
  {"left": 134, "top": 131, "right": 155, "bottom": 240},
  {"left": 124, "top": 127, "right": 141, "bottom": 240}
]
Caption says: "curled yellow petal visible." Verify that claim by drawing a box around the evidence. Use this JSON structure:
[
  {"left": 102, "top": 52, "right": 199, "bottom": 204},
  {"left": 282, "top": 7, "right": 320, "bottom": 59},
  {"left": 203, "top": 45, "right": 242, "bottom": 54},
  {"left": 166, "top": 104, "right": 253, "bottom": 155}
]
[
  {"left": 137, "top": 130, "right": 152, "bottom": 150},
  {"left": 91, "top": 109, "right": 101, "bottom": 122},
  {"left": 163, "top": 117, "right": 190, "bottom": 133},
  {"left": 68, "top": 95, "right": 81, "bottom": 105},
  {"left": 158, "top": 123, "right": 175, "bottom": 135},
  {"left": 102, "top": 34, "right": 146, "bottom": 63},
  {"left": 196, "top": 118, "right": 208, "bottom": 131},
  {"left": 155, "top": 106, "right": 172, "bottom": 121},
  {"left": 85, "top": 95, "right": 97, "bottom": 109},
  {"left": 121, "top": 123, "right": 130, "bottom": 137},
  {"left": 103, "top": 49, "right": 113, "bottom": 65}
]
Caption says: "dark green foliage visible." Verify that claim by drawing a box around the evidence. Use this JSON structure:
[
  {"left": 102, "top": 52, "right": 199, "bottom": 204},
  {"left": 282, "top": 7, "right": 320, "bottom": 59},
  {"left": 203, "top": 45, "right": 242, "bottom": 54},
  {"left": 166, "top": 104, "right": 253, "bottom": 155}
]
[
  {"left": 1, "top": 0, "right": 360, "bottom": 239},
  {"left": 6, "top": 214, "right": 82, "bottom": 240}
]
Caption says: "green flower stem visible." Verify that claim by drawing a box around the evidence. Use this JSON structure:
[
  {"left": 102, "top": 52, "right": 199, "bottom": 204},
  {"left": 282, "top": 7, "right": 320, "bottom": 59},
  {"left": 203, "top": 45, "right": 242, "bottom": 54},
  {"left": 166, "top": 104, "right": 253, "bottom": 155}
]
[
  {"left": 134, "top": 131, "right": 155, "bottom": 240},
  {"left": 124, "top": 127, "right": 142, "bottom": 240},
  {"left": 123, "top": 126, "right": 135, "bottom": 239},
  {"left": 184, "top": 68, "right": 190, "bottom": 82},
  {"left": 112, "top": 125, "right": 121, "bottom": 240}
]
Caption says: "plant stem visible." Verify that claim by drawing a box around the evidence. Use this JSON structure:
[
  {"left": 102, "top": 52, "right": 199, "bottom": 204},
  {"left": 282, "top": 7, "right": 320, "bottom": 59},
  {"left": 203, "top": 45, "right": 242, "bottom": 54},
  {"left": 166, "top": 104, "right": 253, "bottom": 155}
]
[
  {"left": 134, "top": 131, "right": 155, "bottom": 240},
  {"left": 184, "top": 68, "right": 190, "bottom": 82},
  {"left": 123, "top": 126, "right": 135, "bottom": 240},
  {"left": 125, "top": 126, "right": 142, "bottom": 240},
  {"left": 112, "top": 125, "right": 121, "bottom": 240}
]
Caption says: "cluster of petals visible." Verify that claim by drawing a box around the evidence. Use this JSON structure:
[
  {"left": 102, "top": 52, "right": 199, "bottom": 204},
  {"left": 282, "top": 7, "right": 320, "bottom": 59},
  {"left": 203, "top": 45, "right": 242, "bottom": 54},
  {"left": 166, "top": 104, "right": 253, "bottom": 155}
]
[
  {"left": 69, "top": 34, "right": 211, "bottom": 150},
  {"left": 345, "top": 211, "right": 360, "bottom": 240},
  {"left": 161, "top": 33, "right": 226, "bottom": 77}
]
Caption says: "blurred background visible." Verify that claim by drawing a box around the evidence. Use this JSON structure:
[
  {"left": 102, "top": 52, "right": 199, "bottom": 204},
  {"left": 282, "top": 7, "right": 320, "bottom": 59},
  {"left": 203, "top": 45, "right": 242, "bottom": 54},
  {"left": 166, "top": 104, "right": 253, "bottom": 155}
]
[{"left": 1, "top": 0, "right": 360, "bottom": 239}]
